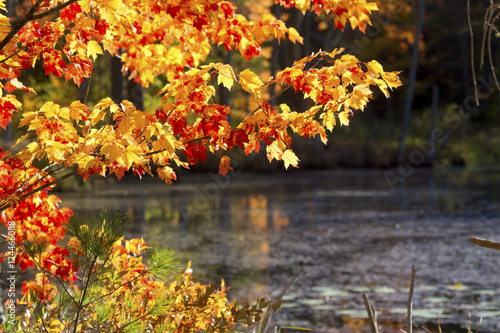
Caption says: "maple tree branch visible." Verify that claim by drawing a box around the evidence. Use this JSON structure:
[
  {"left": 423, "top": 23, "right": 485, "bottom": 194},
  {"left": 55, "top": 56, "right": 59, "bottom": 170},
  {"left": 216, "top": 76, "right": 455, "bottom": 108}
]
[
  {"left": 247, "top": 85, "right": 292, "bottom": 118},
  {"left": 247, "top": 55, "right": 326, "bottom": 118},
  {"left": 0, "top": 39, "right": 29, "bottom": 66},
  {"left": 142, "top": 135, "right": 212, "bottom": 157},
  {"left": 0, "top": 0, "right": 79, "bottom": 54},
  {"left": 0, "top": 169, "right": 78, "bottom": 212},
  {"left": 31, "top": 0, "right": 80, "bottom": 20},
  {"left": 5, "top": 161, "right": 58, "bottom": 203},
  {"left": 29, "top": 254, "right": 80, "bottom": 307},
  {"left": 83, "top": 73, "right": 92, "bottom": 104},
  {"left": 182, "top": 135, "right": 211, "bottom": 144},
  {"left": 89, "top": 269, "right": 152, "bottom": 304},
  {"left": 0, "top": 0, "right": 44, "bottom": 52}
]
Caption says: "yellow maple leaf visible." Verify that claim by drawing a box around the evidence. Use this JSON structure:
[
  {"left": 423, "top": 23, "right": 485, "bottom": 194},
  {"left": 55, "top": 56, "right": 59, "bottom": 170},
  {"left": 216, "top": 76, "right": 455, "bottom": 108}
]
[
  {"left": 19, "top": 111, "right": 37, "bottom": 128},
  {"left": 116, "top": 116, "right": 134, "bottom": 135},
  {"left": 40, "top": 101, "right": 60, "bottom": 118},
  {"left": 157, "top": 166, "right": 177, "bottom": 185},
  {"left": 239, "top": 69, "right": 263, "bottom": 92},
  {"left": 353, "top": 84, "right": 372, "bottom": 97},
  {"left": 123, "top": 145, "right": 142, "bottom": 169},
  {"left": 14, "top": 133, "right": 29, "bottom": 147},
  {"left": 338, "top": 111, "right": 350, "bottom": 126},
  {"left": 86, "top": 40, "right": 103, "bottom": 61},
  {"left": 266, "top": 140, "right": 283, "bottom": 163},
  {"left": 89, "top": 109, "right": 106, "bottom": 125},
  {"left": 381, "top": 71, "right": 403, "bottom": 89},
  {"left": 152, "top": 135, "right": 176, "bottom": 158},
  {"left": 217, "top": 64, "right": 235, "bottom": 90},
  {"left": 288, "top": 27, "right": 303, "bottom": 44},
  {"left": 366, "top": 60, "right": 384, "bottom": 77},
  {"left": 282, "top": 149, "right": 299, "bottom": 169},
  {"left": 45, "top": 141, "right": 68, "bottom": 163},
  {"left": 101, "top": 143, "right": 125, "bottom": 164},
  {"left": 323, "top": 110, "right": 336, "bottom": 131}
]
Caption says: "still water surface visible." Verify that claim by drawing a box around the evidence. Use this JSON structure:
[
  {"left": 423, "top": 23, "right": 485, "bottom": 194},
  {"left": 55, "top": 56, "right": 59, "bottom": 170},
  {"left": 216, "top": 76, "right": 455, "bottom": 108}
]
[{"left": 59, "top": 168, "right": 500, "bottom": 332}]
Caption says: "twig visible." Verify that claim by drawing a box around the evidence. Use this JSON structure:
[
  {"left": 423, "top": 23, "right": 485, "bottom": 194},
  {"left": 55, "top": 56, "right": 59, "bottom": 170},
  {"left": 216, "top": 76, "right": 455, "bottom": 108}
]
[
  {"left": 73, "top": 254, "right": 98, "bottom": 333},
  {"left": 467, "top": 0, "right": 479, "bottom": 106},
  {"left": 486, "top": 10, "right": 500, "bottom": 92},
  {"left": 407, "top": 264, "right": 416, "bottom": 333},
  {"left": 0, "top": 169, "right": 78, "bottom": 212},
  {"left": 0, "top": 0, "right": 44, "bottom": 52},
  {"left": 31, "top": 0, "right": 80, "bottom": 20},
  {"left": 363, "top": 293, "right": 379, "bottom": 333},
  {"left": 469, "top": 236, "right": 500, "bottom": 251},
  {"left": 258, "top": 268, "right": 305, "bottom": 333}
]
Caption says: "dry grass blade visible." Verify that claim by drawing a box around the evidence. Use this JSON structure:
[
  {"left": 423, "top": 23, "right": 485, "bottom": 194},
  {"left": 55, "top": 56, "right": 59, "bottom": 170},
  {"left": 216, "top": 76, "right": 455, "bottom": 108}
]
[
  {"left": 256, "top": 268, "right": 305, "bottom": 333},
  {"left": 363, "top": 293, "right": 379, "bottom": 333},
  {"left": 407, "top": 265, "right": 416, "bottom": 333},
  {"left": 470, "top": 236, "right": 500, "bottom": 251}
]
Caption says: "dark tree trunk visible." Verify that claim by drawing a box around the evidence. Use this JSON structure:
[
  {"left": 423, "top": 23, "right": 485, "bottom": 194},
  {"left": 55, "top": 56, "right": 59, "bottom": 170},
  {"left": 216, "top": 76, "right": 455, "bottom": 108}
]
[
  {"left": 430, "top": 84, "right": 439, "bottom": 166},
  {"left": 127, "top": 78, "right": 144, "bottom": 110},
  {"left": 398, "top": 0, "right": 426, "bottom": 157},
  {"left": 111, "top": 52, "right": 124, "bottom": 103},
  {"left": 269, "top": 4, "right": 282, "bottom": 108}
]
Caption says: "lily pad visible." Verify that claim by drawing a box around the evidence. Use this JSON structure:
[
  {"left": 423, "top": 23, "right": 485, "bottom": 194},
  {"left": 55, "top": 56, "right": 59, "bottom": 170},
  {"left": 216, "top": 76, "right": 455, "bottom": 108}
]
[
  {"left": 445, "top": 283, "right": 469, "bottom": 291},
  {"left": 300, "top": 298, "right": 325, "bottom": 306},
  {"left": 373, "top": 286, "right": 396, "bottom": 294},
  {"left": 477, "top": 310, "right": 500, "bottom": 317},
  {"left": 347, "top": 286, "right": 371, "bottom": 293},
  {"left": 312, "top": 286, "right": 350, "bottom": 297},
  {"left": 282, "top": 294, "right": 299, "bottom": 301},
  {"left": 424, "top": 297, "right": 448, "bottom": 304},
  {"left": 414, "top": 285, "right": 439, "bottom": 292},
  {"left": 336, "top": 309, "right": 368, "bottom": 318},
  {"left": 475, "top": 289, "right": 496, "bottom": 295},
  {"left": 280, "top": 302, "right": 300, "bottom": 309},
  {"left": 310, "top": 304, "right": 338, "bottom": 311},
  {"left": 389, "top": 308, "right": 450, "bottom": 319},
  {"left": 478, "top": 301, "right": 500, "bottom": 310}
]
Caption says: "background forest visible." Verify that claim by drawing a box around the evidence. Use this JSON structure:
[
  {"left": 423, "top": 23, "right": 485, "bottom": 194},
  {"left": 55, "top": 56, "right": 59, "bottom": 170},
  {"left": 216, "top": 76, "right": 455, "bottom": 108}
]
[{"left": 1, "top": 0, "right": 497, "bottom": 171}]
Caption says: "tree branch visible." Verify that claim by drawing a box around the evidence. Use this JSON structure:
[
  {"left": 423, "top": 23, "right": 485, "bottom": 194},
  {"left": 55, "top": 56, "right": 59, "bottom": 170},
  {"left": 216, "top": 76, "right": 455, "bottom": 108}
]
[
  {"left": 0, "top": 0, "right": 80, "bottom": 53},
  {"left": 0, "top": 169, "right": 78, "bottom": 212},
  {"left": 32, "top": 0, "right": 80, "bottom": 21},
  {"left": 486, "top": 10, "right": 500, "bottom": 92},
  {"left": 467, "top": 0, "right": 479, "bottom": 106},
  {"left": 0, "top": 0, "right": 45, "bottom": 52}
]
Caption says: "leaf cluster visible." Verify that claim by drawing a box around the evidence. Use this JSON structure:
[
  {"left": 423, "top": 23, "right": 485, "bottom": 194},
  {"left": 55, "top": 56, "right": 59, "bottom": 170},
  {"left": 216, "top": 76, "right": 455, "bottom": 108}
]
[
  {"left": 0, "top": 1, "right": 402, "bottom": 332},
  {"left": 4, "top": 211, "right": 266, "bottom": 333}
]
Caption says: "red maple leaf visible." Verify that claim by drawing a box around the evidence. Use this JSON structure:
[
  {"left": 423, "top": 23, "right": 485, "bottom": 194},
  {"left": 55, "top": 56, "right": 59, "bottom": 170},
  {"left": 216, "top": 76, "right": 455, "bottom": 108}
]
[
  {"left": 60, "top": 2, "right": 82, "bottom": 22},
  {"left": 184, "top": 143, "right": 208, "bottom": 164},
  {"left": 94, "top": 19, "right": 109, "bottom": 35},
  {"left": 0, "top": 100, "right": 18, "bottom": 130}
]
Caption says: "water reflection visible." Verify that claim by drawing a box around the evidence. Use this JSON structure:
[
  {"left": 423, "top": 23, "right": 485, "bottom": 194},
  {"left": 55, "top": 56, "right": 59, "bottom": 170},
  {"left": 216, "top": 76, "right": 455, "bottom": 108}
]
[{"left": 59, "top": 168, "right": 500, "bottom": 333}]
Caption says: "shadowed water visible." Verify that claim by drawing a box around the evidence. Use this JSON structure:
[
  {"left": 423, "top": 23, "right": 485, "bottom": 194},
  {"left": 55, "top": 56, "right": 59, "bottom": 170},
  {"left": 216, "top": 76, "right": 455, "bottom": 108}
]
[{"left": 59, "top": 168, "right": 500, "bottom": 333}]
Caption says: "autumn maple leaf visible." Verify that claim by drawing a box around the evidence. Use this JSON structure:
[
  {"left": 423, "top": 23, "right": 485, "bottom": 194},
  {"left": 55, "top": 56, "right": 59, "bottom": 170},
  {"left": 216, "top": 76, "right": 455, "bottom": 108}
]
[{"left": 60, "top": 2, "right": 82, "bottom": 22}]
